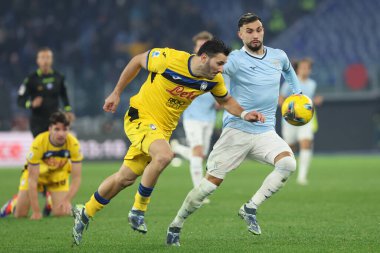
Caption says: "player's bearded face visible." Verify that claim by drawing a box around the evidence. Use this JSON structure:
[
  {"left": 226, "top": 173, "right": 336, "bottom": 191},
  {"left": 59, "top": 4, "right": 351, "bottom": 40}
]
[
  {"left": 201, "top": 53, "right": 227, "bottom": 79},
  {"left": 49, "top": 123, "right": 69, "bottom": 146},
  {"left": 239, "top": 21, "right": 264, "bottom": 52}
]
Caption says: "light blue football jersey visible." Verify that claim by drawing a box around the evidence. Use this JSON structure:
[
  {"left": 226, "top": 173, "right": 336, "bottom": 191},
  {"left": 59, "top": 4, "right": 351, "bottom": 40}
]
[
  {"left": 222, "top": 46, "right": 301, "bottom": 134},
  {"left": 280, "top": 78, "right": 316, "bottom": 99},
  {"left": 183, "top": 92, "right": 216, "bottom": 122}
]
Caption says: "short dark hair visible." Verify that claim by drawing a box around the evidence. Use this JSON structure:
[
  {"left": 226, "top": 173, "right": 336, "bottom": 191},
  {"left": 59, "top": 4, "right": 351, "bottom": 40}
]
[
  {"left": 238, "top": 13, "right": 262, "bottom": 28},
  {"left": 49, "top": 111, "right": 70, "bottom": 127},
  {"left": 37, "top": 47, "right": 52, "bottom": 55},
  {"left": 196, "top": 38, "right": 231, "bottom": 57}
]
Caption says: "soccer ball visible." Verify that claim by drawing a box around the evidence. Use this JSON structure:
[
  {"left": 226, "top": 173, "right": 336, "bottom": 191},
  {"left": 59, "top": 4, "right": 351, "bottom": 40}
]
[{"left": 281, "top": 94, "right": 314, "bottom": 126}]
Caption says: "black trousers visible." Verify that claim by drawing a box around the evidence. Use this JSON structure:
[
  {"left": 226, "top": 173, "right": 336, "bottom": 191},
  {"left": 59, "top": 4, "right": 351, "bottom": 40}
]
[{"left": 30, "top": 116, "right": 50, "bottom": 137}]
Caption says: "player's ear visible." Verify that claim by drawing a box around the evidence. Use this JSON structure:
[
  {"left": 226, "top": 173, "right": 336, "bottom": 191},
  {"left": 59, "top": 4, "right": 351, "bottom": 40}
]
[
  {"left": 237, "top": 30, "right": 243, "bottom": 40},
  {"left": 200, "top": 53, "right": 208, "bottom": 63}
]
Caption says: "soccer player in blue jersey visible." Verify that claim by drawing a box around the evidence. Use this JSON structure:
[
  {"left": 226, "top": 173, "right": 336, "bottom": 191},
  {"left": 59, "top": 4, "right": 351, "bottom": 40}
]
[
  {"left": 171, "top": 31, "right": 218, "bottom": 193},
  {"left": 167, "top": 13, "right": 302, "bottom": 246},
  {"left": 279, "top": 58, "right": 323, "bottom": 185}
]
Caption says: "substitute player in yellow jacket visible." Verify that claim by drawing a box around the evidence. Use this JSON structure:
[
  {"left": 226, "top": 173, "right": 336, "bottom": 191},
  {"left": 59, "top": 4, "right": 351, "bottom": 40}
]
[
  {"left": 71, "top": 39, "right": 265, "bottom": 245},
  {"left": 2, "top": 112, "right": 83, "bottom": 220}
]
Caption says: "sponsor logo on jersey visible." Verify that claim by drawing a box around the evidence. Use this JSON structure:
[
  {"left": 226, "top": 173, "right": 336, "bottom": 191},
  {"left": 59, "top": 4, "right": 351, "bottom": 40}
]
[
  {"left": 166, "top": 98, "right": 186, "bottom": 109},
  {"left": 166, "top": 86, "right": 198, "bottom": 100}
]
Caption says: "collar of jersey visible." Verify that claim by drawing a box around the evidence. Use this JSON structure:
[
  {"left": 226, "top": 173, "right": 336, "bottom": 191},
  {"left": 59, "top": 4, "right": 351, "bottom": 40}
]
[
  {"left": 242, "top": 46, "right": 267, "bottom": 60},
  {"left": 37, "top": 68, "right": 54, "bottom": 76},
  {"left": 187, "top": 55, "right": 199, "bottom": 77}
]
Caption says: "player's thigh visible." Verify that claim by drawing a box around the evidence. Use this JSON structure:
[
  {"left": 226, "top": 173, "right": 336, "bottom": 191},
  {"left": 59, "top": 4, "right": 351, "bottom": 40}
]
[
  {"left": 250, "top": 130, "right": 293, "bottom": 165},
  {"left": 281, "top": 122, "right": 297, "bottom": 146},
  {"left": 50, "top": 191, "right": 70, "bottom": 216},
  {"left": 207, "top": 128, "right": 252, "bottom": 179},
  {"left": 124, "top": 116, "right": 167, "bottom": 155},
  {"left": 124, "top": 151, "right": 151, "bottom": 176},
  {"left": 14, "top": 190, "right": 30, "bottom": 218},
  {"left": 297, "top": 122, "right": 314, "bottom": 142},
  {"left": 183, "top": 120, "right": 204, "bottom": 148},
  {"left": 202, "top": 121, "right": 215, "bottom": 155},
  {"left": 124, "top": 118, "right": 168, "bottom": 175}
]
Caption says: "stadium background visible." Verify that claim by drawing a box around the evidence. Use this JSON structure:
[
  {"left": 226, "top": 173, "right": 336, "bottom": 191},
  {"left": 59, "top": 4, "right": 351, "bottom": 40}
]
[
  {"left": 0, "top": 1, "right": 379, "bottom": 252},
  {"left": 0, "top": 0, "right": 380, "bottom": 164}
]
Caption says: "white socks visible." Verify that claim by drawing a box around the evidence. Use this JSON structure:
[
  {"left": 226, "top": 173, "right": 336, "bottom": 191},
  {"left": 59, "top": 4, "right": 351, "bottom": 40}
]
[
  {"left": 297, "top": 149, "right": 312, "bottom": 183},
  {"left": 190, "top": 156, "right": 203, "bottom": 187},
  {"left": 246, "top": 156, "right": 296, "bottom": 209},
  {"left": 170, "top": 178, "right": 217, "bottom": 228}
]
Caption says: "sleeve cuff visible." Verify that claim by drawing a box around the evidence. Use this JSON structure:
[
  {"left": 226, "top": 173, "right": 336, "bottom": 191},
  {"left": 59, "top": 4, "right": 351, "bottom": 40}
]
[{"left": 64, "top": 106, "right": 72, "bottom": 112}]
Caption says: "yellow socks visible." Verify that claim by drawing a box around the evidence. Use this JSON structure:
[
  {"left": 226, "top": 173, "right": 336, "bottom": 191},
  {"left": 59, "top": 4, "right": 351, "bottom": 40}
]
[
  {"left": 132, "top": 183, "right": 154, "bottom": 212},
  {"left": 84, "top": 191, "right": 110, "bottom": 217}
]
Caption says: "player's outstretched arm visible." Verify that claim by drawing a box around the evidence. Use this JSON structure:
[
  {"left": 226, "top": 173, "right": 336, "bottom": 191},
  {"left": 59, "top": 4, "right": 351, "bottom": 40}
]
[
  {"left": 28, "top": 164, "right": 42, "bottom": 220},
  {"left": 215, "top": 95, "right": 265, "bottom": 123},
  {"left": 103, "top": 51, "right": 149, "bottom": 113}
]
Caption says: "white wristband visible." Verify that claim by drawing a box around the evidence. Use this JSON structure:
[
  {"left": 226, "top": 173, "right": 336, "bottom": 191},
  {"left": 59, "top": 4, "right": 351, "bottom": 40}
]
[{"left": 240, "top": 110, "right": 248, "bottom": 120}]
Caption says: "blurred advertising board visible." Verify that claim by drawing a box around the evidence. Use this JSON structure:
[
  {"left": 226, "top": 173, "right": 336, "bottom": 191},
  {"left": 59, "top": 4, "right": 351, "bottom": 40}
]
[{"left": 0, "top": 132, "right": 127, "bottom": 168}]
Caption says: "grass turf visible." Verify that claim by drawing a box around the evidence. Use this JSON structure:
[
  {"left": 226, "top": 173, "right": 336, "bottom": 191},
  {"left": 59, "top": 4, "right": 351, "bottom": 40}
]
[{"left": 0, "top": 155, "right": 379, "bottom": 252}]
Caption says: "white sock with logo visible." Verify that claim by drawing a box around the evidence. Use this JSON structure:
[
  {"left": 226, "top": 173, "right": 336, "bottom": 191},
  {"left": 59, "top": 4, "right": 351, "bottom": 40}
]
[
  {"left": 170, "top": 178, "right": 217, "bottom": 228},
  {"left": 246, "top": 156, "right": 296, "bottom": 209}
]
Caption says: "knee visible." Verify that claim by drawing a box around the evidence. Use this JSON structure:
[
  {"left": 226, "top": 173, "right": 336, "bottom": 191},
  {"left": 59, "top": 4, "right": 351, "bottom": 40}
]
[
  {"left": 153, "top": 151, "right": 174, "bottom": 169},
  {"left": 275, "top": 155, "right": 297, "bottom": 176}
]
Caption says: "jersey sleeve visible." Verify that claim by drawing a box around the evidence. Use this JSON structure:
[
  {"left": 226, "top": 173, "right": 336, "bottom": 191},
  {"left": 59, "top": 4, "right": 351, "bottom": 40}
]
[
  {"left": 59, "top": 75, "right": 72, "bottom": 112},
  {"left": 146, "top": 48, "right": 170, "bottom": 74},
  {"left": 210, "top": 75, "right": 228, "bottom": 98},
  {"left": 17, "top": 77, "right": 32, "bottom": 109},
  {"left": 280, "top": 50, "right": 302, "bottom": 94},
  {"left": 68, "top": 135, "right": 83, "bottom": 163},
  {"left": 223, "top": 51, "right": 239, "bottom": 77},
  {"left": 26, "top": 136, "right": 44, "bottom": 165}
]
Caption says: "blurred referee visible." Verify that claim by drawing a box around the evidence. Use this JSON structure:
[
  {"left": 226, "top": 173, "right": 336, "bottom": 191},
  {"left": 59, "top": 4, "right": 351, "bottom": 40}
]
[{"left": 17, "top": 47, "right": 75, "bottom": 137}]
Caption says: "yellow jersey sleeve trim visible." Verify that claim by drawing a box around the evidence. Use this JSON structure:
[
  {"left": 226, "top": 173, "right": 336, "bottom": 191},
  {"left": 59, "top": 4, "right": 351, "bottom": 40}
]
[{"left": 211, "top": 91, "right": 228, "bottom": 98}]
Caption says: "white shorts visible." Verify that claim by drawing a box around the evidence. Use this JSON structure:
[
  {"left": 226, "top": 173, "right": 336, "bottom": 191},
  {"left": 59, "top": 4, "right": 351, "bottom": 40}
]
[
  {"left": 207, "top": 128, "right": 293, "bottom": 179},
  {"left": 183, "top": 119, "right": 215, "bottom": 155},
  {"left": 281, "top": 120, "right": 314, "bottom": 145}
]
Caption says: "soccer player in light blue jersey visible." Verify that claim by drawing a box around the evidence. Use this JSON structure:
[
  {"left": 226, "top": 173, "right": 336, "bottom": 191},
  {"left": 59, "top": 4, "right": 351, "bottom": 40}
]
[
  {"left": 171, "top": 31, "right": 218, "bottom": 192},
  {"left": 167, "top": 13, "right": 302, "bottom": 246},
  {"left": 279, "top": 58, "right": 324, "bottom": 185}
]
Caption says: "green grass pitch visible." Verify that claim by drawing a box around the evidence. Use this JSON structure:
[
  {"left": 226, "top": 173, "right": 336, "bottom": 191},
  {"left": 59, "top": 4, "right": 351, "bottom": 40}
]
[{"left": 0, "top": 155, "right": 379, "bottom": 252}]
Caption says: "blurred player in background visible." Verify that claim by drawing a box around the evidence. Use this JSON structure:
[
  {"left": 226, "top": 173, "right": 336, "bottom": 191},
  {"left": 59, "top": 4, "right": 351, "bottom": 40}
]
[
  {"left": 171, "top": 31, "right": 218, "bottom": 198},
  {"left": 167, "top": 13, "right": 302, "bottom": 246},
  {"left": 279, "top": 58, "right": 323, "bottom": 185},
  {"left": 17, "top": 47, "right": 75, "bottom": 137},
  {"left": 71, "top": 39, "right": 264, "bottom": 246},
  {"left": 0, "top": 112, "right": 82, "bottom": 220}
]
